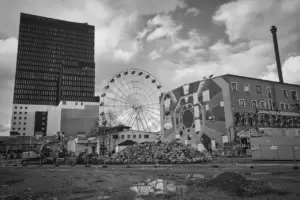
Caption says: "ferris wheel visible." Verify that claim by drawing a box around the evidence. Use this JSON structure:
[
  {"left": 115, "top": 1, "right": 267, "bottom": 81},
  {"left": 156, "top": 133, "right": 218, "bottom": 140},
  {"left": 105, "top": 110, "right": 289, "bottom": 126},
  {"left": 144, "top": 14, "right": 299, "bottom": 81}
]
[{"left": 99, "top": 68, "right": 164, "bottom": 133}]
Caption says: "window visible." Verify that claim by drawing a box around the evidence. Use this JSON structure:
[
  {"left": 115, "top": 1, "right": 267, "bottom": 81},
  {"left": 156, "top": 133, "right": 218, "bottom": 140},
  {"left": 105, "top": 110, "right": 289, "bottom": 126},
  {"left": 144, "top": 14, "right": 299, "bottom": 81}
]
[
  {"left": 239, "top": 99, "right": 245, "bottom": 107},
  {"left": 291, "top": 91, "right": 298, "bottom": 100},
  {"left": 260, "top": 101, "right": 265, "bottom": 108},
  {"left": 291, "top": 104, "right": 295, "bottom": 110},
  {"left": 256, "top": 86, "right": 261, "bottom": 93},
  {"left": 25, "top": 112, "right": 27, "bottom": 114},
  {"left": 133, "top": 135, "right": 136, "bottom": 139},
  {"left": 251, "top": 100, "right": 257, "bottom": 108},
  {"left": 14, "top": 112, "right": 17, "bottom": 114},
  {"left": 267, "top": 87, "right": 272, "bottom": 98},
  {"left": 121, "top": 135, "right": 124, "bottom": 139},
  {"left": 25, "top": 107, "right": 27, "bottom": 109},
  {"left": 283, "top": 89, "right": 288, "bottom": 98},
  {"left": 139, "top": 135, "right": 141, "bottom": 139},
  {"left": 144, "top": 135, "right": 149, "bottom": 139},
  {"left": 127, "top": 135, "right": 130, "bottom": 139},
  {"left": 285, "top": 104, "right": 289, "bottom": 110},
  {"left": 244, "top": 84, "right": 250, "bottom": 92},
  {"left": 231, "top": 82, "right": 237, "bottom": 91}
]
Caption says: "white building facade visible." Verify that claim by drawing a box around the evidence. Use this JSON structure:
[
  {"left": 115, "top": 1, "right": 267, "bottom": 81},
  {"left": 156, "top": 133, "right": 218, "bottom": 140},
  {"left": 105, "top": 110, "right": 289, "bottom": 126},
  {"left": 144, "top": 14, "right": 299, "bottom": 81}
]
[{"left": 10, "top": 101, "right": 99, "bottom": 137}]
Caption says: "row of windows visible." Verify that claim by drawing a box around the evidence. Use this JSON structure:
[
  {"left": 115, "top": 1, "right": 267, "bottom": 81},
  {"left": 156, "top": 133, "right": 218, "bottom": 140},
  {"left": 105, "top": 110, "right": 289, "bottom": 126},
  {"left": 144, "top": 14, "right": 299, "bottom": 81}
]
[
  {"left": 14, "top": 95, "right": 56, "bottom": 101},
  {"left": 62, "top": 96, "right": 96, "bottom": 102},
  {"left": 19, "top": 41, "right": 94, "bottom": 56},
  {"left": 12, "top": 116, "right": 27, "bottom": 120},
  {"left": 238, "top": 99, "right": 300, "bottom": 111},
  {"left": 16, "top": 79, "right": 57, "bottom": 86},
  {"left": 20, "top": 23, "right": 94, "bottom": 38},
  {"left": 19, "top": 30, "right": 94, "bottom": 45},
  {"left": 120, "top": 134, "right": 149, "bottom": 139},
  {"left": 62, "top": 80, "right": 94, "bottom": 87},
  {"left": 61, "top": 91, "right": 94, "bottom": 97},
  {"left": 18, "top": 52, "right": 90, "bottom": 65},
  {"left": 15, "top": 84, "right": 56, "bottom": 91},
  {"left": 13, "top": 111, "right": 27, "bottom": 115},
  {"left": 13, "top": 100, "right": 57, "bottom": 105},
  {"left": 16, "top": 73, "right": 58, "bottom": 81},
  {"left": 62, "top": 75, "right": 94, "bottom": 82},
  {"left": 231, "top": 82, "right": 299, "bottom": 100},
  {"left": 62, "top": 70, "right": 95, "bottom": 77},
  {"left": 61, "top": 86, "right": 94, "bottom": 92},
  {"left": 17, "top": 65, "right": 61, "bottom": 73},
  {"left": 19, "top": 45, "right": 94, "bottom": 58},
  {"left": 19, "top": 34, "right": 94, "bottom": 50},
  {"left": 19, "top": 46, "right": 93, "bottom": 61},
  {"left": 17, "top": 71, "right": 59, "bottom": 77},
  {"left": 15, "top": 89, "right": 56, "bottom": 96},
  {"left": 12, "top": 122, "right": 26, "bottom": 126},
  {"left": 17, "top": 58, "right": 62, "bottom": 68},
  {"left": 14, "top": 106, "right": 28, "bottom": 109}
]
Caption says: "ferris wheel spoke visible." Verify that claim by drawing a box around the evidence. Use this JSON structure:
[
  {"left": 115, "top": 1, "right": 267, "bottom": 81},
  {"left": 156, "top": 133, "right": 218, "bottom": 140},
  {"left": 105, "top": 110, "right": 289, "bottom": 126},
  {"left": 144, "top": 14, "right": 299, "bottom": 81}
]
[
  {"left": 106, "top": 88, "right": 133, "bottom": 105},
  {"left": 122, "top": 75, "right": 135, "bottom": 97},
  {"left": 105, "top": 95, "right": 131, "bottom": 105},
  {"left": 143, "top": 113, "right": 160, "bottom": 131},
  {"left": 142, "top": 102, "right": 161, "bottom": 107},
  {"left": 142, "top": 106, "right": 160, "bottom": 110},
  {"left": 127, "top": 110, "right": 136, "bottom": 129},
  {"left": 138, "top": 112, "right": 146, "bottom": 132},
  {"left": 101, "top": 104, "right": 132, "bottom": 108},
  {"left": 136, "top": 116, "right": 140, "bottom": 131},
  {"left": 140, "top": 111, "right": 151, "bottom": 132},
  {"left": 142, "top": 109, "right": 160, "bottom": 126},
  {"left": 142, "top": 107, "right": 160, "bottom": 116},
  {"left": 121, "top": 108, "right": 135, "bottom": 125},
  {"left": 110, "top": 82, "right": 133, "bottom": 104},
  {"left": 140, "top": 90, "right": 160, "bottom": 106}
]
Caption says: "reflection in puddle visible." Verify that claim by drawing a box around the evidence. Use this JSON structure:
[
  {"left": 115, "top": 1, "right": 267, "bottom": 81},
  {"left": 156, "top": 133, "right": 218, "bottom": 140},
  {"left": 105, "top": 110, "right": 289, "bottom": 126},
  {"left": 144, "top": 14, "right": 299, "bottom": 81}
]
[{"left": 130, "top": 178, "right": 187, "bottom": 198}]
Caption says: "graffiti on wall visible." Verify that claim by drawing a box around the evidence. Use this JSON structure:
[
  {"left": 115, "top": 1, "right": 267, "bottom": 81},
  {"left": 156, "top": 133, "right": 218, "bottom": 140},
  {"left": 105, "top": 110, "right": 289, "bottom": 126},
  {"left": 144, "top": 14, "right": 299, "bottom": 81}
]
[
  {"left": 161, "top": 78, "right": 228, "bottom": 150},
  {"left": 234, "top": 111, "right": 300, "bottom": 128}
]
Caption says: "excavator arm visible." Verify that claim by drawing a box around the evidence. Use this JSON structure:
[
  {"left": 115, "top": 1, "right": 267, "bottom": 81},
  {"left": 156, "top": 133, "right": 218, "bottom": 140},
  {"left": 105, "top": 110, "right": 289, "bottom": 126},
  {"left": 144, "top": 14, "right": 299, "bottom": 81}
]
[{"left": 38, "top": 132, "right": 64, "bottom": 154}]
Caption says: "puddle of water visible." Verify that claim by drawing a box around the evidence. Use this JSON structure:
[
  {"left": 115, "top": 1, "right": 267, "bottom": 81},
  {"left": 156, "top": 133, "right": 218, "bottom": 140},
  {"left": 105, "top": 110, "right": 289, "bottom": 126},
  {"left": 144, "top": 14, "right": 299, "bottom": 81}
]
[{"left": 130, "top": 178, "right": 188, "bottom": 198}]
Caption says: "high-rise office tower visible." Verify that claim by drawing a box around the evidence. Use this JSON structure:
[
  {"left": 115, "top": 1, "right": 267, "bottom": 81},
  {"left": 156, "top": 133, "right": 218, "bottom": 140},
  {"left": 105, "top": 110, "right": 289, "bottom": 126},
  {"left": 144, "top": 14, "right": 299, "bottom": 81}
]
[
  {"left": 13, "top": 13, "right": 96, "bottom": 105},
  {"left": 11, "top": 13, "right": 99, "bottom": 136}
]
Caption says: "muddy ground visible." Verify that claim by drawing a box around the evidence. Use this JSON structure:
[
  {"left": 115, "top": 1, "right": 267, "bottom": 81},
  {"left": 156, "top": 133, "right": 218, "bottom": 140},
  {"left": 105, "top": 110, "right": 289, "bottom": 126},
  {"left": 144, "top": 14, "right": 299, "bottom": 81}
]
[{"left": 0, "top": 162, "right": 300, "bottom": 200}]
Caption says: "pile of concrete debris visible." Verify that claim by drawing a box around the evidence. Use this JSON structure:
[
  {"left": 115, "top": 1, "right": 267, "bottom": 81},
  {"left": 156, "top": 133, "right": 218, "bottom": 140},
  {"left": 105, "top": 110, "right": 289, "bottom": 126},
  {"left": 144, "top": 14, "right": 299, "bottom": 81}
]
[{"left": 108, "top": 140, "right": 212, "bottom": 164}]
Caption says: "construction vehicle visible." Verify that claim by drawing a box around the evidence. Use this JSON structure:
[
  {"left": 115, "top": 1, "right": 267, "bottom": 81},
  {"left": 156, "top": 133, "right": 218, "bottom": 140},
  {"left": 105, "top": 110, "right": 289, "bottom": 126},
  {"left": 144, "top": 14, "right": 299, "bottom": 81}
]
[{"left": 21, "top": 132, "right": 69, "bottom": 166}]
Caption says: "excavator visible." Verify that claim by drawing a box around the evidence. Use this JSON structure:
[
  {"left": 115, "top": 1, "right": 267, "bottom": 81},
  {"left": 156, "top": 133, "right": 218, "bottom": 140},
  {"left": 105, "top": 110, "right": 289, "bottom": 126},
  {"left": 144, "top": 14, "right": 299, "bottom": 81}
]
[{"left": 21, "top": 132, "right": 69, "bottom": 166}]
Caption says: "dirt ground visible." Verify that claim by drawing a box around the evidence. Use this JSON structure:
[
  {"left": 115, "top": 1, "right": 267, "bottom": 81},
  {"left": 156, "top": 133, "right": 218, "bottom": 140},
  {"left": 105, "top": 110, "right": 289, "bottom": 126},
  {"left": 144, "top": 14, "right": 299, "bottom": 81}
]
[{"left": 1, "top": 162, "right": 300, "bottom": 200}]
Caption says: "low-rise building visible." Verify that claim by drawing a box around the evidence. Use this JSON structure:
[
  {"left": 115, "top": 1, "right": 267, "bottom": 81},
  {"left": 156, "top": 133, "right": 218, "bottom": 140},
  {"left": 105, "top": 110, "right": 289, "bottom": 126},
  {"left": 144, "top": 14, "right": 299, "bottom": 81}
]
[{"left": 160, "top": 74, "right": 300, "bottom": 151}]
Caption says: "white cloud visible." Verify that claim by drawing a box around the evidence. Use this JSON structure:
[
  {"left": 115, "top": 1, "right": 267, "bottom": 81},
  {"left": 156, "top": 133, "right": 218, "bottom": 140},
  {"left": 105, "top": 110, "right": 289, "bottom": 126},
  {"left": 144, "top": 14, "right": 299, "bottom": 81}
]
[
  {"left": 149, "top": 49, "right": 162, "bottom": 60},
  {"left": 185, "top": 7, "right": 200, "bottom": 17},
  {"left": 138, "top": 14, "right": 182, "bottom": 42},
  {"left": 213, "top": 0, "right": 300, "bottom": 42},
  {"left": 260, "top": 56, "right": 300, "bottom": 84}
]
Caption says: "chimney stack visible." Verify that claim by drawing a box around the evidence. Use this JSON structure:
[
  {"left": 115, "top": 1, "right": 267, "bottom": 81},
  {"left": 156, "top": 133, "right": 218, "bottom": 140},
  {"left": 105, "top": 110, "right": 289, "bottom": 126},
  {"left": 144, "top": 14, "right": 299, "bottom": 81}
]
[{"left": 270, "top": 26, "right": 284, "bottom": 83}]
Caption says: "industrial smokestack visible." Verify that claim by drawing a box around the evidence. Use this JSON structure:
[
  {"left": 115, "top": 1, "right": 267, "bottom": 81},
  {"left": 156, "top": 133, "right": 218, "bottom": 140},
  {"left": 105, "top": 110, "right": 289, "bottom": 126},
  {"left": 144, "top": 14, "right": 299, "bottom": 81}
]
[{"left": 270, "top": 26, "right": 284, "bottom": 83}]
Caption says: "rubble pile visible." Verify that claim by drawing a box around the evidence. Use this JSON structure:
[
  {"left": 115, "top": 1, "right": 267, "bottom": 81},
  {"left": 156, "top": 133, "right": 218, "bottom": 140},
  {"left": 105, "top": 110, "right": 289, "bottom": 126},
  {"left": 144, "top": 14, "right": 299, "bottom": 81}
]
[
  {"left": 108, "top": 140, "right": 212, "bottom": 164},
  {"left": 203, "top": 171, "right": 286, "bottom": 197}
]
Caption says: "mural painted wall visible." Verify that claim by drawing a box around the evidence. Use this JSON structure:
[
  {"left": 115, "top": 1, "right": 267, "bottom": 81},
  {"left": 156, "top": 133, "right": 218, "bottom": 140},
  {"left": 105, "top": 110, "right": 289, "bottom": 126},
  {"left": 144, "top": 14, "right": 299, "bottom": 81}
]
[{"left": 160, "top": 77, "right": 231, "bottom": 150}]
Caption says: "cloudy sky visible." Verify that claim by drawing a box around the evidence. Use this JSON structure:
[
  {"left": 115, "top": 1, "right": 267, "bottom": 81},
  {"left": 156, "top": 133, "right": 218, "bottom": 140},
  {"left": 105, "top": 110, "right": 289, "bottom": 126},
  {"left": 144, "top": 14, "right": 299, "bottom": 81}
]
[{"left": 0, "top": 0, "right": 300, "bottom": 135}]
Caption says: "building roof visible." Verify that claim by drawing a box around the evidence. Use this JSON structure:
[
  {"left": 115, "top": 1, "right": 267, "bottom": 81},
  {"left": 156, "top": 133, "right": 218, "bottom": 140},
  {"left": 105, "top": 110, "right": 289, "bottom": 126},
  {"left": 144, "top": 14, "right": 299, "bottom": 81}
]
[
  {"left": 117, "top": 140, "right": 136, "bottom": 146},
  {"left": 222, "top": 74, "right": 300, "bottom": 87}
]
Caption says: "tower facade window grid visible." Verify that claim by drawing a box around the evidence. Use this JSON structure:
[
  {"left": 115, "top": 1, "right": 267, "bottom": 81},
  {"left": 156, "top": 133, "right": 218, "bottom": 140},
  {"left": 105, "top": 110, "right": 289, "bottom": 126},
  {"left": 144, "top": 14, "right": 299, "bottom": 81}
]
[{"left": 13, "top": 13, "right": 97, "bottom": 105}]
